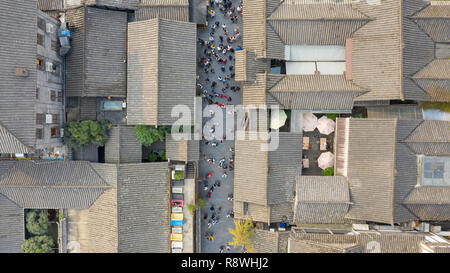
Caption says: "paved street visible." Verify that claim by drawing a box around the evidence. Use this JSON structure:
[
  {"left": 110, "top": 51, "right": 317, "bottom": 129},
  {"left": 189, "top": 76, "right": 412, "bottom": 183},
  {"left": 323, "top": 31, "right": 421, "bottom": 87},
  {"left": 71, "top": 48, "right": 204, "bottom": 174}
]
[{"left": 197, "top": 0, "right": 243, "bottom": 253}]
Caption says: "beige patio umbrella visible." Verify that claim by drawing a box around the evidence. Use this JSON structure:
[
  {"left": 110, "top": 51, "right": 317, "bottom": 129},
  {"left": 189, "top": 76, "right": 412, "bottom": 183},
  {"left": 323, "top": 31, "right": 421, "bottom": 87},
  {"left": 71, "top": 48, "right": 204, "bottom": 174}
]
[
  {"left": 317, "top": 116, "right": 336, "bottom": 135},
  {"left": 270, "top": 109, "right": 287, "bottom": 130},
  {"left": 318, "top": 151, "right": 334, "bottom": 170},
  {"left": 302, "top": 113, "right": 318, "bottom": 132}
]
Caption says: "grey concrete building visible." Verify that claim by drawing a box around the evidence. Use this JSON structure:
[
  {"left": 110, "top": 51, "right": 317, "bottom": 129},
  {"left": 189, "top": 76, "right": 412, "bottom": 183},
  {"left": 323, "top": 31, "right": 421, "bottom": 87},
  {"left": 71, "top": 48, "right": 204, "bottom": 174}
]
[
  {"left": 0, "top": 0, "right": 64, "bottom": 155},
  {"left": 0, "top": 160, "right": 170, "bottom": 253},
  {"left": 36, "top": 9, "right": 65, "bottom": 151},
  {"left": 237, "top": 0, "right": 450, "bottom": 112}
]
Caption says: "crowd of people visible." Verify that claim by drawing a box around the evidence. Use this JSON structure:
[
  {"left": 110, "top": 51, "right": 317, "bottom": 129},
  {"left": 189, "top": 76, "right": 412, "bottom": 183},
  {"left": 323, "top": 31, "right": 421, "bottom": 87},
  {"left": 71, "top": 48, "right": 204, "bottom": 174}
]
[
  {"left": 198, "top": 0, "right": 243, "bottom": 253},
  {"left": 197, "top": 0, "right": 243, "bottom": 107}
]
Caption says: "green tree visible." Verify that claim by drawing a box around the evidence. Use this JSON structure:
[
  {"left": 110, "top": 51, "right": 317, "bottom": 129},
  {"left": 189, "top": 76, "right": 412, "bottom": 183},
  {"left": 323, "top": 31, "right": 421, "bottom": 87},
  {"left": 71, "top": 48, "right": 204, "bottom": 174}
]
[
  {"left": 325, "top": 113, "right": 339, "bottom": 120},
  {"left": 160, "top": 151, "right": 166, "bottom": 161},
  {"left": 134, "top": 125, "right": 170, "bottom": 147},
  {"left": 422, "top": 102, "right": 450, "bottom": 113},
  {"left": 149, "top": 153, "right": 158, "bottom": 162},
  {"left": 322, "top": 167, "right": 334, "bottom": 176},
  {"left": 187, "top": 203, "right": 199, "bottom": 215},
  {"left": 64, "top": 120, "right": 112, "bottom": 150},
  {"left": 173, "top": 171, "right": 184, "bottom": 180},
  {"left": 197, "top": 198, "right": 206, "bottom": 208},
  {"left": 21, "top": 235, "right": 54, "bottom": 253},
  {"left": 26, "top": 210, "right": 49, "bottom": 236},
  {"left": 228, "top": 218, "right": 255, "bottom": 252}
]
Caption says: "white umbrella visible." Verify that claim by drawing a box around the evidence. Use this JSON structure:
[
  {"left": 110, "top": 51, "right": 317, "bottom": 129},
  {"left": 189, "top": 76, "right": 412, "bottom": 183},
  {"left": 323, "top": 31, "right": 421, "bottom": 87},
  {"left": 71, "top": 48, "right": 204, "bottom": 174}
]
[
  {"left": 302, "top": 113, "right": 318, "bottom": 132},
  {"left": 317, "top": 116, "right": 336, "bottom": 135},
  {"left": 318, "top": 152, "right": 334, "bottom": 170},
  {"left": 270, "top": 109, "right": 287, "bottom": 130}
]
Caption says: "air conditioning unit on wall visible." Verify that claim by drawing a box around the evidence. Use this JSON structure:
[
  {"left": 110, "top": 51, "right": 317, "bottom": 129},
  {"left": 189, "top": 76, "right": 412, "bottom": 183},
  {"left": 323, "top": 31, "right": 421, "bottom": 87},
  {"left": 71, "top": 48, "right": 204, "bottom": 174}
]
[
  {"left": 46, "top": 23, "right": 55, "bottom": 34},
  {"left": 46, "top": 62, "right": 53, "bottom": 72}
]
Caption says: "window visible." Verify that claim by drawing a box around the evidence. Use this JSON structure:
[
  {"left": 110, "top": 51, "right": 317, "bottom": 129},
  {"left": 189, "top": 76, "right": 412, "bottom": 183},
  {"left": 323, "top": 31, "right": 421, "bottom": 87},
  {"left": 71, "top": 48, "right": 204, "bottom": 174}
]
[
  {"left": 243, "top": 202, "right": 248, "bottom": 215},
  {"left": 36, "top": 113, "right": 44, "bottom": 125},
  {"left": 52, "top": 114, "right": 59, "bottom": 124},
  {"left": 50, "top": 90, "right": 56, "bottom": 101},
  {"left": 51, "top": 40, "right": 60, "bottom": 52},
  {"left": 36, "top": 128, "right": 43, "bottom": 139},
  {"left": 51, "top": 63, "right": 60, "bottom": 76},
  {"left": 57, "top": 91, "right": 63, "bottom": 102},
  {"left": 421, "top": 156, "right": 450, "bottom": 186},
  {"left": 36, "top": 58, "right": 45, "bottom": 71},
  {"left": 37, "top": 34, "right": 44, "bottom": 46},
  {"left": 50, "top": 127, "right": 59, "bottom": 138},
  {"left": 37, "top": 18, "right": 46, "bottom": 30},
  {"left": 36, "top": 88, "right": 39, "bottom": 99}
]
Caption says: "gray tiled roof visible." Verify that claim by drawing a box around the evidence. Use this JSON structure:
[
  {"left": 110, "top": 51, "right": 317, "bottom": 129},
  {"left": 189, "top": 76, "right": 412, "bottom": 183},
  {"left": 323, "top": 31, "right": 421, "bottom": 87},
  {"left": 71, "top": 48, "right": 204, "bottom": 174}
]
[
  {"left": 85, "top": 187, "right": 118, "bottom": 252},
  {"left": 0, "top": 125, "right": 34, "bottom": 154},
  {"left": 242, "top": 0, "right": 267, "bottom": 58},
  {"left": 267, "top": 2, "right": 370, "bottom": 46},
  {"left": 412, "top": 78, "right": 450, "bottom": 102},
  {"left": 84, "top": 0, "right": 139, "bottom": 9},
  {"left": 288, "top": 232, "right": 361, "bottom": 253},
  {"left": 345, "top": 119, "right": 398, "bottom": 224},
  {"left": 127, "top": 18, "right": 196, "bottom": 126},
  {"left": 242, "top": 74, "right": 365, "bottom": 110},
  {"left": 412, "top": 59, "right": 450, "bottom": 101},
  {"left": 413, "top": 59, "right": 450, "bottom": 79},
  {"left": 340, "top": 119, "right": 449, "bottom": 224},
  {"left": 412, "top": 4, "right": 450, "bottom": 42},
  {"left": 0, "top": 161, "right": 111, "bottom": 209},
  {"left": 403, "top": 187, "right": 450, "bottom": 221},
  {"left": 166, "top": 134, "right": 199, "bottom": 162},
  {"left": 243, "top": 1, "right": 369, "bottom": 58},
  {"left": 344, "top": 119, "right": 419, "bottom": 224},
  {"left": 0, "top": 194, "right": 24, "bottom": 253},
  {"left": 65, "top": 7, "right": 85, "bottom": 97},
  {"left": 0, "top": 0, "right": 38, "bottom": 152},
  {"left": 241, "top": 1, "right": 442, "bottom": 103},
  {"left": 117, "top": 163, "right": 170, "bottom": 253},
  {"left": 288, "top": 231, "right": 427, "bottom": 253},
  {"left": 136, "top": 0, "right": 189, "bottom": 22},
  {"left": 105, "top": 126, "right": 142, "bottom": 164},
  {"left": 190, "top": 0, "right": 207, "bottom": 24},
  {"left": 404, "top": 120, "right": 450, "bottom": 156},
  {"left": 251, "top": 229, "right": 290, "bottom": 253},
  {"left": 235, "top": 50, "right": 268, "bottom": 82},
  {"left": 241, "top": 74, "right": 276, "bottom": 107},
  {"left": 87, "top": 162, "right": 170, "bottom": 253},
  {"left": 268, "top": 75, "right": 366, "bottom": 110},
  {"left": 79, "top": 97, "right": 97, "bottom": 120},
  {"left": 234, "top": 132, "right": 301, "bottom": 223},
  {"left": 352, "top": 0, "right": 434, "bottom": 102},
  {"left": 294, "top": 176, "right": 350, "bottom": 224},
  {"left": 38, "top": 0, "right": 62, "bottom": 10},
  {"left": 393, "top": 120, "right": 421, "bottom": 224},
  {"left": 66, "top": 7, "right": 127, "bottom": 97},
  {"left": 0, "top": 160, "right": 170, "bottom": 253}
]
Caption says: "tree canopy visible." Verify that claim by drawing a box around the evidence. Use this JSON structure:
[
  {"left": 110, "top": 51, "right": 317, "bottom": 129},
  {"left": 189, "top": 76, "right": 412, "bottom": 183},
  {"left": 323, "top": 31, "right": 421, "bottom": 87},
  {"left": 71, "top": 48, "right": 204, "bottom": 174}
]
[
  {"left": 21, "top": 236, "right": 54, "bottom": 253},
  {"left": 64, "top": 120, "right": 112, "bottom": 150},
  {"left": 228, "top": 218, "right": 255, "bottom": 252},
  {"left": 26, "top": 209, "right": 49, "bottom": 236},
  {"left": 134, "top": 125, "right": 170, "bottom": 147},
  {"left": 322, "top": 167, "right": 334, "bottom": 176}
]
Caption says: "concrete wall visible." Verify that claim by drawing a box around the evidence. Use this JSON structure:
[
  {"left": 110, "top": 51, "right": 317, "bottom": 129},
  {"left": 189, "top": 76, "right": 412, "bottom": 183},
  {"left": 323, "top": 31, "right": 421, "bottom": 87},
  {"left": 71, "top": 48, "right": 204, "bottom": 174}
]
[{"left": 36, "top": 10, "right": 64, "bottom": 151}]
